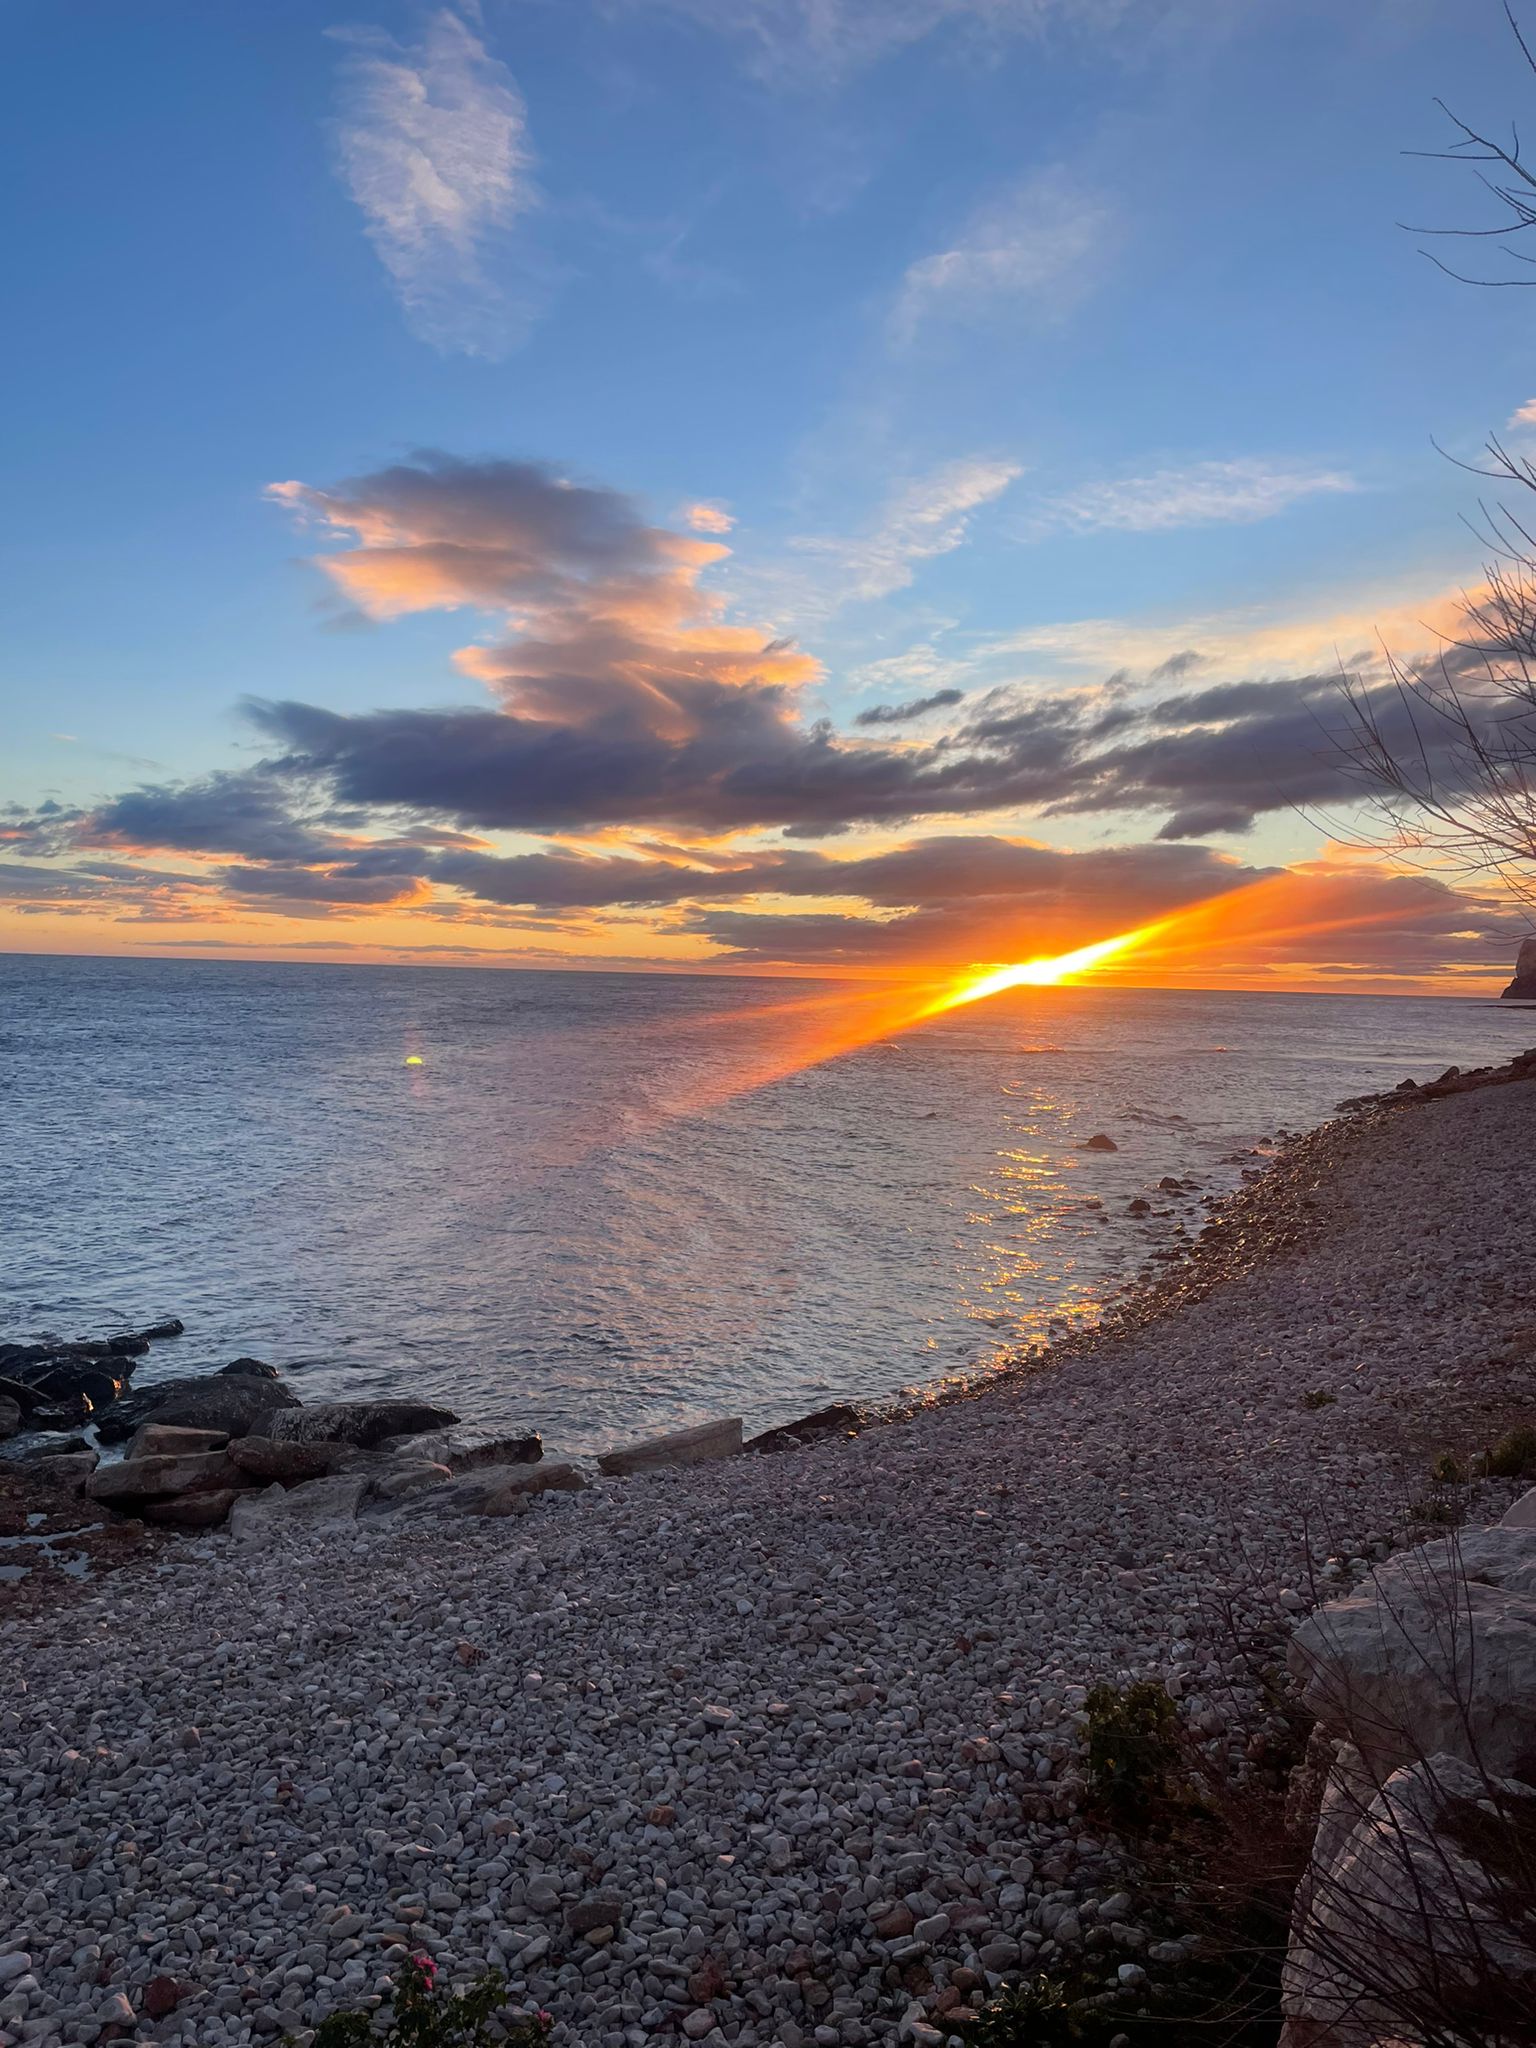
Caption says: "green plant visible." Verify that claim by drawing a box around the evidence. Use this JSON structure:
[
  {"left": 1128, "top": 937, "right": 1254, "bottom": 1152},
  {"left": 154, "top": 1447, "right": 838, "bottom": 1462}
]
[
  {"left": 301, "top": 1957, "right": 549, "bottom": 2048},
  {"left": 1298, "top": 1389, "right": 1336, "bottom": 1411},
  {"left": 1429, "top": 1449, "right": 1468, "bottom": 1485},
  {"left": 1483, "top": 1425, "right": 1536, "bottom": 1479},
  {"left": 961, "top": 1971, "right": 1129, "bottom": 2047},
  {"left": 1083, "top": 1680, "right": 1180, "bottom": 1828},
  {"left": 1408, "top": 1495, "right": 1461, "bottom": 1527}
]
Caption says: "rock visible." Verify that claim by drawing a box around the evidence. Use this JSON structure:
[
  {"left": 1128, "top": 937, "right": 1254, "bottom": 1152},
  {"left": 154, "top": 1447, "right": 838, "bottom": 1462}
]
[
  {"left": 1127, "top": 1198, "right": 1152, "bottom": 1215},
  {"left": 744, "top": 1404, "right": 867, "bottom": 1455},
  {"left": 220, "top": 1357, "right": 279, "bottom": 1378},
  {"left": 0, "top": 1956, "right": 31, "bottom": 1987},
  {"left": 977, "top": 1937, "right": 1021, "bottom": 1972},
  {"left": 1281, "top": 1750, "right": 1536, "bottom": 2045},
  {"left": 87, "top": 1451, "right": 241, "bottom": 1504},
  {"left": 597, "top": 1417, "right": 743, "bottom": 1477},
  {"left": 393, "top": 1461, "right": 588, "bottom": 1519},
  {"left": 1501, "top": 1488, "right": 1536, "bottom": 1529},
  {"left": 226, "top": 1436, "right": 360, "bottom": 1483},
  {"left": 96, "top": 1372, "right": 300, "bottom": 1443},
  {"left": 373, "top": 1427, "right": 543, "bottom": 1471},
  {"left": 144, "top": 1489, "right": 244, "bottom": 1529},
  {"left": 123, "top": 1424, "right": 230, "bottom": 1461},
  {"left": 138, "top": 1320, "right": 185, "bottom": 1342},
  {"left": 366, "top": 1461, "right": 453, "bottom": 1503},
  {"left": 265, "top": 1400, "right": 458, "bottom": 1451},
  {"left": 228, "top": 1475, "right": 370, "bottom": 1547},
  {"left": 3, "top": 1354, "right": 133, "bottom": 1418},
  {"left": 0, "top": 1396, "right": 19, "bottom": 1438},
  {"left": 1500, "top": 935, "right": 1536, "bottom": 1000},
  {"left": 142, "top": 1977, "right": 181, "bottom": 2019},
  {"left": 1081, "top": 1133, "right": 1118, "bottom": 1151},
  {"left": 1287, "top": 1528, "right": 1536, "bottom": 1779},
  {"left": 3, "top": 1432, "right": 92, "bottom": 1461},
  {"left": 564, "top": 1892, "right": 624, "bottom": 1936},
  {"left": 25, "top": 1452, "right": 100, "bottom": 1490}
]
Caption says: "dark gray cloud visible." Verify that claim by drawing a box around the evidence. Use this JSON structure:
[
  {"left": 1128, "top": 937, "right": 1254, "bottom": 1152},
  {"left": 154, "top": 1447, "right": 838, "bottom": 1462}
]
[{"left": 853, "top": 688, "right": 965, "bottom": 726}]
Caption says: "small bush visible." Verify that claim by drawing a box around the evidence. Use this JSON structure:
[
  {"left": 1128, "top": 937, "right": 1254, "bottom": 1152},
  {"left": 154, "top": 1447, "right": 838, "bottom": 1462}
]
[
  {"left": 1298, "top": 1389, "right": 1336, "bottom": 1410},
  {"left": 1483, "top": 1425, "right": 1536, "bottom": 1479},
  {"left": 960, "top": 1972, "right": 1124, "bottom": 2046},
  {"left": 1429, "top": 1449, "right": 1468, "bottom": 1485},
  {"left": 302, "top": 1957, "right": 550, "bottom": 2048},
  {"left": 1408, "top": 1495, "right": 1462, "bottom": 1527},
  {"left": 1083, "top": 1680, "right": 1180, "bottom": 1828}
]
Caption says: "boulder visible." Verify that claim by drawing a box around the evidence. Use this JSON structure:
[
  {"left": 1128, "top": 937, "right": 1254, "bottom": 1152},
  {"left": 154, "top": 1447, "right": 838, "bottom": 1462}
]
[
  {"left": 138, "top": 1319, "right": 185, "bottom": 1342},
  {"left": 228, "top": 1475, "right": 370, "bottom": 1547},
  {"left": 96, "top": 1372, "right": 300, "bottom": 1443},
  {"left": 366, "top": 1460, "right": 454, "bottom": 1503},
  {"left": 1502, "top": 1488, "right": 1536, "bottom": 1530},
  {"left": 220, "top": 1357, "right": 278, "bottom": 1378},
  {"left": 123, "top": 1424, "right": 230, "bottom": 1462},
  {"left": 87, "top": 1451, "right": 241, "bottom": 1504},
  {"left": 746, "top": 1404, "right": 866, "bottom": 1457},
  {"left": 265, "top": 1400, "right": 458, "bottom": 1451},
  {"left": 373, "top": 1428, "right": 542, "bottom": 1471},
  {"left": 227, "top": 1436, "right": 360, "bottom": 1483},
  {"left": 597, "top": 1418, "right": 743, "bottom": 1477},
  {"left": 0, "top": 1396, "right": 18, "bottom": 1439},
  {"left": 2, "top": 1354, "right": 133, "bottom": 1417},
  {"left": 5, "top": 1435, "right": 94, "bottom": 1464},
  {"left": 1500, "top": 935, "right": 1536, "bottom": 1000},
  {"left": 1280, "top": 1751, "right": 1536, "bottom": 2047},
  {"left": 394, "top": 1461, "right": 588, "bottom": 1520},
  {"left": 1080, "top": 1133, "right": 1118, "bottom": 1151},
  {"left": 1287, "top": 1528, "right": 1536, "bottom": 1781},
  {"left": 144, "top": 1489, "right": 243, "bottom": 1530}
]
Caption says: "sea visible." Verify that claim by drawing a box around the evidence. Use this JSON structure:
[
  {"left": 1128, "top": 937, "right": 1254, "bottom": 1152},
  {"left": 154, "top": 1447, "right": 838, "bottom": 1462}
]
[{"left": 3, "top": 954, "right": 1531, "bottom": 1453}]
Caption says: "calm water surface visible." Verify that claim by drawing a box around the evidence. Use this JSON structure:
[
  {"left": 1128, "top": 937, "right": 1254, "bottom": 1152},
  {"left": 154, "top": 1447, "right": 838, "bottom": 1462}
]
[{"left": 3, "top": 955, "right": 1530, "bottom": 1451}]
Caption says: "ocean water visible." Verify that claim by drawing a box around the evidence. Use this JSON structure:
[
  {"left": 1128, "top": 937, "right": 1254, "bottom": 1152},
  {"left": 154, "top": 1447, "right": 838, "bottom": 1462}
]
[{"left": 3, "top": 954, "right": 1531, "bottom": 1452}]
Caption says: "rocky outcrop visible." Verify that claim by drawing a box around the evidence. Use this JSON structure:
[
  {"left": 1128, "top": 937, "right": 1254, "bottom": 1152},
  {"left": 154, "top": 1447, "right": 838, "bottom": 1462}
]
[
  {"left": 597, "top": 1418, "right": 742, "bottom": 1477},
  {"left": 264, "top": 1400, "right": 458, "bottom": 1450},
  {"left": 96, "top": 1371, "right": 301, "bottom": 1443},
  {"left": 746, "top": 1403, "right": 868, "bottom": 1456},
  {"left": 1280, "top": 1509, "right": 1536, "bottom": 2046},
  {"left": 1501, "top": 935, "right": 1536, "bottom": 1000}
]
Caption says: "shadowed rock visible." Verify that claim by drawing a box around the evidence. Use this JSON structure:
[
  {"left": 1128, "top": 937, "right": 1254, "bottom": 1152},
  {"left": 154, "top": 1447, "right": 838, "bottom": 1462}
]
[
  {"left": 745, "top": 1404, "right": 867, "bottom": 1456},
  {"left": 394, "top": 1461, "right": 588, "bottom": 1519},
  {"left": 145, "top": 1489, "right": 244, "bottom": 1529},
  {"left": 265, "top": 1400, "right": 458, "bottom": 1451},
  {"left": 374, "top": 1427, "right": 542, "bottom": 1471},
  {"left": 97, "top": 1372, "right": 300, "bottom": 1443},
  {"left": 88, "top": 1451, "right": 244, "bottom": 1504},
  {"left": 1501, "top": 935, "right": 1536, "bottom": 1000},
  {"left": 227, "top": 1436, "right": 360, "bottom": 1483}
]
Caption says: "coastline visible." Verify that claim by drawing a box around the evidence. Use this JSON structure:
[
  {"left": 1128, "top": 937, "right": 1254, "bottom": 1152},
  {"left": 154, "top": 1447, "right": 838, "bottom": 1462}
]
[{"left": 3, "top": 1059, "right": 1535, "bottom": 2046}]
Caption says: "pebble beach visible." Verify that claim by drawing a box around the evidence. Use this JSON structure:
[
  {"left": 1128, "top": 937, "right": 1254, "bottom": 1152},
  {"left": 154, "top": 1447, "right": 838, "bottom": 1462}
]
[{"left": 3, "top": 1070, "right": 1535, "bottom": 2048}]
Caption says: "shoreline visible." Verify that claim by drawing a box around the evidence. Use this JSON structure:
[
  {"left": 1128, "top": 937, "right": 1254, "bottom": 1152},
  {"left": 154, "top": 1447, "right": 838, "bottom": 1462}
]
[{"left": 3, "top": 1054, "right": 1535, "bottom": 2046}]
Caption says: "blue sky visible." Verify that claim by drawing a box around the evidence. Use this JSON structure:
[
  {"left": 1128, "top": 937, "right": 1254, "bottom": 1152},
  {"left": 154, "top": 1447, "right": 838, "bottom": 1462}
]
[{"left": 3, "top": 0, "right": 1533, "bottom": 987}]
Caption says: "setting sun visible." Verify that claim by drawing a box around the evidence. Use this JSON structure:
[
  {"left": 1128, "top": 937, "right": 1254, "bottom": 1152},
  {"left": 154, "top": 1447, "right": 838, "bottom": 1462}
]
[{"left": 925, "top": 926, "right": 1155, "bottom": 1013}]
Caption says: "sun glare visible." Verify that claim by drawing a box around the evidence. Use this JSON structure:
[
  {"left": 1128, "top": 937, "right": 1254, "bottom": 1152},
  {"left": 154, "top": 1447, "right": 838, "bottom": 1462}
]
[{"left": 925, "top": 926, "right": 1152, "bottom": 1013}]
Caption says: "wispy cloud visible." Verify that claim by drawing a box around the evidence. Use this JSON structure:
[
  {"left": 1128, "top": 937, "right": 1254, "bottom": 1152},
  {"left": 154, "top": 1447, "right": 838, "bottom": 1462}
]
[
  {"left": 1510, "top": 399, "right": 1536, "bottom": 429},
  {"left": 637, "top": 0, "right": 1148, "bottom": 86},
  {"left": 787, "top": 456, "right": 1021, "bottom": 608},
  {"left": 893, "top": 169, "right": 1113, "bottom": 341},
  {"left": 1025, "top": 458, "right": 1358, "bottom": 536},
  {"left": 328, "top": 7, "right": 541, "bottom": 357}
]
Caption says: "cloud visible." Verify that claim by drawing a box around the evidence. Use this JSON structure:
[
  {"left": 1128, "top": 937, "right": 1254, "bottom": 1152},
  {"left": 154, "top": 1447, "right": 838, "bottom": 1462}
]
[
  {"left": 787, "top": 457, "right": 1021, "bottom": 610},
  {"left": 636, "top": 0, "right": 1148, "bottom": 85},
  {"left": 894, "top": 170, "right": 1112, "bottom": 341},
  {"left": 328, "top": 8, "right": 541, "bottom": 356},
  {"left": 854, "top": 688, "right": 965, "bottom": 725},
  {"left": 1510, "top": 400, "right": 1536, "bottom": 429},
  {"left": 684, "top": 501, "right": 735, "bottom": 534},
  {"left": 1025, "top": 459, "right": 1358, "bottom": 536}
]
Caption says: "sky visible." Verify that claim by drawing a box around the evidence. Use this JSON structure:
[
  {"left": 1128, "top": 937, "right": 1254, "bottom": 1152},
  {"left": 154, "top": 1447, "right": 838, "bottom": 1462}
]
[{"left": 3, "top": 0, "right": 1534, "bottom": 992}]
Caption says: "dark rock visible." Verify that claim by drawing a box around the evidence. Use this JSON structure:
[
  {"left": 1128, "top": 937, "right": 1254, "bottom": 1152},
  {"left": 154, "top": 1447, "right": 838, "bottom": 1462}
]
[
  {"left": 3, "top": 1433, "right": 92, "bottom": 1462},
  {"left": 219, "top": 1357, "right": 279, "bottom": 1379},
  {"left": 96, "top": 1372, "right": 301, "bottom": 1444},
  {"left": 227, "top": 1435, "right": 361, "bottom": 1483},
  {"left": 1080, "top": 1133, "right": 1118, "bottom": 1151},
  {"left": 142, "top": 1978, "right": 182, "bottom": 2020},
  {"left": 265, "top": 1400, "right": 458, "bottom": 1451},
  {"left": 746, "top": 1403, "right": 868, "bottom": 1456},
  {"left": 1127, "top": 1197, "right": 1152, "bottom": 1215},
  {"left": 565, "top": 1892, "right": 624, "bottom": 1936},
  {"left": 1500, "top": 936, "right": 1536, "bottom": 1001},
  {"left": 105, "top": 1334, "right": 150, "bottom": 1358},
  {"left": 138, "top": 1320, "right": 185, "bottom": 1342},
  {"left": 0, "top": 1396, "right": 19, "bottom": 1440},
  {"left": 2, "top": 1355, "right": 133, "bottom": 1416},
  {"left": 143, "top": 1489, "right": 244, "bottom": 1529}
]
